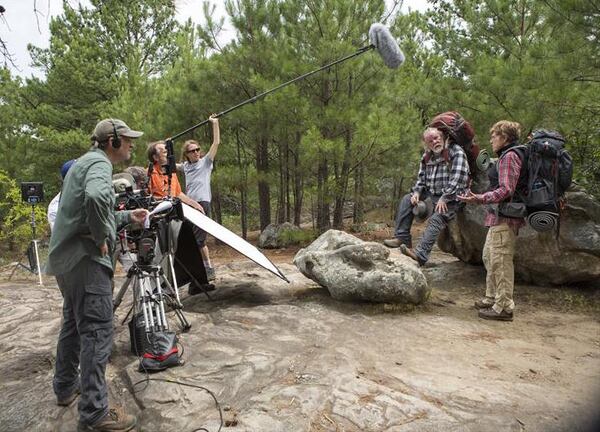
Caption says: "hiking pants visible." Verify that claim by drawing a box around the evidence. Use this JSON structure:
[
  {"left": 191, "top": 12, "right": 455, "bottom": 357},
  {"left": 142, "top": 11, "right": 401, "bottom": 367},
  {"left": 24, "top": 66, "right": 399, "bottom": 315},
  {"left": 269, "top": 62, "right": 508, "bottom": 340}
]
[
  {"left": 482, "top": 224, "right": 516, "bottom": 313},
  {"left": 53, "top": 258, "right": 113, "bottom": 426},
  {"left": 394, "top": 192, "right": 461, "bottom": 264}
]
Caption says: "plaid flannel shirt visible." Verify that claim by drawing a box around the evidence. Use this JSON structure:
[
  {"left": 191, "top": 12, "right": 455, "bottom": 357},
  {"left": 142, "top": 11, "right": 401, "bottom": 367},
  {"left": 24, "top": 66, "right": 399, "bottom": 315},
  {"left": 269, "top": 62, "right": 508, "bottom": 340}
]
[
  {"left": 477, "top": 150, "right": 526, "bottom": 230},
  {"left": 412, "top": 144, "right": 469, "bottom": 203}
]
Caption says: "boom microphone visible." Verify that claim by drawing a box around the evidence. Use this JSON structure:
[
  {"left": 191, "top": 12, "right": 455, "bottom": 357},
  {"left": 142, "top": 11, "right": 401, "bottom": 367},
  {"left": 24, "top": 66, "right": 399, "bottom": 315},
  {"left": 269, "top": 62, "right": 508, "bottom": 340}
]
[
  {"left": 368, "top": 23, "right": 405, "bottom": 69},
  {"left": 169, "top": 23, "right": 405, "bottom": 142}
]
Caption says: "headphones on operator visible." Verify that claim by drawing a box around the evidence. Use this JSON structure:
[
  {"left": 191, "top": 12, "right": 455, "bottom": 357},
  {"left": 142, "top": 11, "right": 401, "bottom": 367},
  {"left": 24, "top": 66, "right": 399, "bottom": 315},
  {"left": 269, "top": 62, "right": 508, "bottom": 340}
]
[{"left": 110, "top": 119, "right": 121, "bottom": 149}]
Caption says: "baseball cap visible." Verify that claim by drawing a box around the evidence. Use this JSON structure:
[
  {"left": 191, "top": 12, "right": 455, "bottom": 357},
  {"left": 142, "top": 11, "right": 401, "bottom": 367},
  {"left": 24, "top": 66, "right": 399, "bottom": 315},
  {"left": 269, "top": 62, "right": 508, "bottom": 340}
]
[
  {"left": 60, "top": 159, "right": 77, "bottom": 179},
  {"left": 412, "top": 198, "right": 434, "bottom": 222},
  {"left": 112, "top": 172, "right": 135, "bottom": 193},
  {"left": 92, "top": 118, "right": 143, "bottom": 143}
]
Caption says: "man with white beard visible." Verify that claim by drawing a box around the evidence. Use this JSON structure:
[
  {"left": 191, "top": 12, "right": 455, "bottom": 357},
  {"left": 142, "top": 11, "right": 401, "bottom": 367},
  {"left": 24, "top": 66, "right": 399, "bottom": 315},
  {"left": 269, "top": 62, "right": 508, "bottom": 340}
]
[{"left": 383, "top": 127, "right": 469, "bottom": 266}]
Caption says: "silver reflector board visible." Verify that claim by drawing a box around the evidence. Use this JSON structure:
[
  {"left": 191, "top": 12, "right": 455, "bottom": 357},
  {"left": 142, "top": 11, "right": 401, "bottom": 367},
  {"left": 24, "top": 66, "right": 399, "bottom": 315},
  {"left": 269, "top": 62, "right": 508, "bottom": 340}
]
[{"left": 181, "top": 203, "right": 289, "bottom": 283}]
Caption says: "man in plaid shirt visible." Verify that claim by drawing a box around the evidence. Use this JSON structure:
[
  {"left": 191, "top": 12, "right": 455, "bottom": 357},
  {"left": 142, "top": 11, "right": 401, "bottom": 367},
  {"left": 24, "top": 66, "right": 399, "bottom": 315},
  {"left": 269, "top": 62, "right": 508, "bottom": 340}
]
[
  {"left": 458, "top": 120, "right": 524, "bottom": 322},
  {"left": 384, "top": 127, "right": 469, "bottom": 266}
]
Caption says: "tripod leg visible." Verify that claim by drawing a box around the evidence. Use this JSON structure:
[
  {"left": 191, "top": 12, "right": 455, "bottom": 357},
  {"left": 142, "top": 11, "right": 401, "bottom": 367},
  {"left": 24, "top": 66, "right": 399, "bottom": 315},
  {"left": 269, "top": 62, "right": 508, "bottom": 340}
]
[
  {"left": 9, "top": 243, "right": 35, "bottom": 281},
  {"left": 167, "top": 253, "right": 183, "bottom": 305},
  {"left": 154, "top": 272, "right": 169, "bottom": 331},
  {"left": 32, "top": 240, "right": 43, "bottom": 286},
  {"left": 113, "top": 272, "right": 135, "bottom": 311},
  {"left": 140, "top": 276, "right": 153, "bottom": 332},
  {"left": 9, "top": 262, "right": 32, "bottom": 280},
  {"left": 158, "top": 220, "right": 184, "bottom": 305},
  {"left": 159, "top": 271, "right": 183, "bottom": 308},
  {"left": 159, "top": 273, "right": 191, "bottom": 332},
  {"left": 8, "top": 261, "right": 22, "bottom": 280},
  {"left": 173, "top": 307, "right": 191, "bottom": 332}
]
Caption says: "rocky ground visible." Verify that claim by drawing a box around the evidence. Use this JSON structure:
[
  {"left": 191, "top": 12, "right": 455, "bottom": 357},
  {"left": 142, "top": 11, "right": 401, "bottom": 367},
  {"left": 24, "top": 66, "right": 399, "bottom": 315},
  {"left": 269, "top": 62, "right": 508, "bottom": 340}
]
[{"left": 1, "top": 228, "right": 599, "bottom": 432}]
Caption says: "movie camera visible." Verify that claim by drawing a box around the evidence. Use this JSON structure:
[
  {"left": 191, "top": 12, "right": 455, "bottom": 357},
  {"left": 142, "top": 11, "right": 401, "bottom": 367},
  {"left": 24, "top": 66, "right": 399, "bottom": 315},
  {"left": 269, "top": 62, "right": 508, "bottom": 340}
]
[{"left": 117, "top": 190, "right": 176, "bottom": 254}]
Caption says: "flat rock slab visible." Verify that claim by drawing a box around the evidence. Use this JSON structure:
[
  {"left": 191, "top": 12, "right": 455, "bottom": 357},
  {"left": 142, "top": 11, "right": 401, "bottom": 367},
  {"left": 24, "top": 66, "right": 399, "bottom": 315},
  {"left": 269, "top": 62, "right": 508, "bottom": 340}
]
[{"left": 0, "top": 256, "right": 599, "bottom": 432}]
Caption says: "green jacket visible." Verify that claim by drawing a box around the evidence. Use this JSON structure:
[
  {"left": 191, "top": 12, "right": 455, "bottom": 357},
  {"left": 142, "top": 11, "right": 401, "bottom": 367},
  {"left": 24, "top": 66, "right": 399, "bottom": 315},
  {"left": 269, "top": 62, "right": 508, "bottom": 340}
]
[{"left": 46, "top": 148, "right": 131, "bottom": 276}]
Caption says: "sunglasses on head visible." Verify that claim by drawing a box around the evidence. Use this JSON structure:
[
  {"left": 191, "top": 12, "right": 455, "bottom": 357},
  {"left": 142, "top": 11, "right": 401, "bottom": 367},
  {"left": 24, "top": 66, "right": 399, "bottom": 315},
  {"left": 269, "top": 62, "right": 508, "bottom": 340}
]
[{"left": 187, "top": 148, "right": 201, "bottom": 154}]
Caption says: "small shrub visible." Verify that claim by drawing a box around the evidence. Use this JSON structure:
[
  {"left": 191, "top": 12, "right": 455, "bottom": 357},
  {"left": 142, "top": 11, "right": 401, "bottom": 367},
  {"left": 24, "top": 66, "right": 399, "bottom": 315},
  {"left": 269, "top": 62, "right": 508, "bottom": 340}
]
[{"left": 279, "top": 228, "right": 317, "bottom": 245}]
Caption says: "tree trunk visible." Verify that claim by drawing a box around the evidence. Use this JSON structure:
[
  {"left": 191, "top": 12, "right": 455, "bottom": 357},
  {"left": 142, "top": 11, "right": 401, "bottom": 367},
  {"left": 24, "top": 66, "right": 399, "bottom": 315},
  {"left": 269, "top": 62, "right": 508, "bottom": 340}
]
[
  {"left": 353, "top": 162, "right": 364, "bottom": 224},
  {"left": 210, "top": 160, "right": 222, "bottom": 226},
  {"left": 317, "top": 155, "right": 330, "bottom": 232},
  {"left": 276, "top": 139, "right": 287, "bottom": 224},
  {"left": 212, "top": 186, "right": 222, "bottom": 225},
  {"left": 292, "top": 132, "right": 303, "bottom": 226},
  {"left": 333, "top": 73, "right": 354, "bottom": 229},
  {"left": 211, "top": 177, "right": 224, "bottom": 246},
  {"left": 236, "top": 130, "right": 248, "bottom": 239},
  {"left": 332, "top": 127, "right": 352, "bottom": 229},
  {"left": 285, "top": 137, "right": 291, "bottom": 223},
  {"left": 257, "top": 136, "right": 271, "bottom": 230},
  {"left": 391, "top": 177, "right": 404, "bottom": 221}
]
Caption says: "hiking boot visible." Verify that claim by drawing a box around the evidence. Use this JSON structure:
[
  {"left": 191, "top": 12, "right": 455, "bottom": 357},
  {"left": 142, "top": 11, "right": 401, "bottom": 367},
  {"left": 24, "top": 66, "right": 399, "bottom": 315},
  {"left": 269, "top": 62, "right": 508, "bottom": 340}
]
[
  {"left": 206, "top": 267, "right": 216, "bottom": 281},
  {"left": 77, "top": 406, "right": 137, "bottom": 432},
  {"left": 383, "top": 238, "right": 410, "bottom": 248},
  {"left": 478, "top": 307, "right": 514, "bottom": 322},
  {"left": 400, "top": 244, "right": 424, "bottom": 266},
  {"left": 57, "top": 387, "right": 80, "bottom": 406},
  {"left": 188, "top": 282, "right": 216, "bottom": 296},
  {"left": 474, "top": 298, "right": 494, "bottom": 309}
]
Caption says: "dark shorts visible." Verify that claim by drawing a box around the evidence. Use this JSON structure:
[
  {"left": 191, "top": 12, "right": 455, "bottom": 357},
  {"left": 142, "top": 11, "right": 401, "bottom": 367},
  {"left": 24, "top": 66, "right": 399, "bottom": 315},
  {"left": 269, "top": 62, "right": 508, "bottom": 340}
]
[{"left": 192, "top": 201, "right": 211, "bottom": 247}]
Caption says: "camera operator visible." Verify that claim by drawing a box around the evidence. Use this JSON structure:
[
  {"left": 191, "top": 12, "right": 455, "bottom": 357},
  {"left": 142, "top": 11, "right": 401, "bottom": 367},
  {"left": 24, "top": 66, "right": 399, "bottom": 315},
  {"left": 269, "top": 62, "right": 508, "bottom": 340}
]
[
  {"left": 146, "top": 140, "right": 205, "bottom": 213},
  {"left": 46, "top": 119, "right": 148, "bottom": 432}
]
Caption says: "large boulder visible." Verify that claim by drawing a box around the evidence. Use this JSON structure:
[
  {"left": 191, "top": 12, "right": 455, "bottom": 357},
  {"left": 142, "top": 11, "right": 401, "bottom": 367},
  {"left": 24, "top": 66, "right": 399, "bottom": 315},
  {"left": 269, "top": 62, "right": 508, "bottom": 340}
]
[
  {"left": 258, "top": 222, "right": 303, "bottom": 249},
  {"left": 438, "top": 186, "right": 600, "bottom": 286},
  {"left": 293, "top": 230, "right": 429, "bottom": 304}
]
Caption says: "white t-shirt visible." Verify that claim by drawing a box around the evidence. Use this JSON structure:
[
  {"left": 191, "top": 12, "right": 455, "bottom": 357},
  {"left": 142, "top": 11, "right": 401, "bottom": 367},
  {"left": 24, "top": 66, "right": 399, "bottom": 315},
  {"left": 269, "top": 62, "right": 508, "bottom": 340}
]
[
  {"left": 183, "top": 156, "right": 213, "bottom": 202},
  {"left": 48, "top": 192, "right": 61, "bottom": 231}
]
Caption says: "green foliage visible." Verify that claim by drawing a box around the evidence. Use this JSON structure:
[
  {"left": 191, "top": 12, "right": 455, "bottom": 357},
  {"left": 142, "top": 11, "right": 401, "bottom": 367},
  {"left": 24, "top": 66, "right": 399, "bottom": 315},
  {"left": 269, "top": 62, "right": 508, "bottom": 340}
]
[
  {"left": 0, "top": 170, "right": 48, "bottom": 252},
  {"left": 279, "top": 227, "right": 317, "bottom": 245},
  {"left": 425, "top": 0, "right": 600, "bottom": 194},
  {"left": 0, "top": 0, "right": 598, "bottom": 254}
]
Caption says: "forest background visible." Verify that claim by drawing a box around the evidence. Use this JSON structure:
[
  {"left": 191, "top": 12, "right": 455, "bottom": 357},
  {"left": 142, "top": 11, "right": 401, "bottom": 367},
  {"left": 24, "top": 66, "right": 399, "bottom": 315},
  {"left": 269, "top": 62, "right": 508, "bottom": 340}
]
[{"left": 0, "top": 0, "right": 598, "bottom": 254}]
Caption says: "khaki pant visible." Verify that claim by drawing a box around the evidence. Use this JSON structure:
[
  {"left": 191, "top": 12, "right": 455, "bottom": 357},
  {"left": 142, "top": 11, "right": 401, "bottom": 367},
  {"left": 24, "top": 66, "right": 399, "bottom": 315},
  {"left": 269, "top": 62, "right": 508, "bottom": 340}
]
[{"left": 482, "top": 224, "right": 516, "bottom": 313}]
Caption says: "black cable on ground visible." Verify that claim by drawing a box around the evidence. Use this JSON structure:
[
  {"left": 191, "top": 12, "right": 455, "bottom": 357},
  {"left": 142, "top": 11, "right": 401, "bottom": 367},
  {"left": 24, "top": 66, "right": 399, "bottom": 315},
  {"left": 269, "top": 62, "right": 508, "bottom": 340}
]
[
  {"left": 131, "top": 374, "right": 224, "bottom": 432},
  {"left": 132, "top": 332, "right": 221, "bottom": 432}
]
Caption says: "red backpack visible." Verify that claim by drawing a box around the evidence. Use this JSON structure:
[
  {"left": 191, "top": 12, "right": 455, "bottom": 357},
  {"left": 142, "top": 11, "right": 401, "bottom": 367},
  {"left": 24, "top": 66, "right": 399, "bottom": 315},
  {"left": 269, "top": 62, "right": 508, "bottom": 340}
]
[{"left": 428, "top": 111, "right": 480, "bottom": 176}]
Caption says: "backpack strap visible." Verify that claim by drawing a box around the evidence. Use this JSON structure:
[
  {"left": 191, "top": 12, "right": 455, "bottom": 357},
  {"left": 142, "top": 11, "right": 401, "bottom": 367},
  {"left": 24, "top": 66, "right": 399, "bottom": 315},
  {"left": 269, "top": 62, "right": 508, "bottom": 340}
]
[
  {"left": 499, "top": 145, "right": 527, "bottom": 203},
  {"left": 423, "top": 151, "right": 431, "bottom": 164},
  {"left": 423, "top": 148, "right": 450, "bottom": 165}
]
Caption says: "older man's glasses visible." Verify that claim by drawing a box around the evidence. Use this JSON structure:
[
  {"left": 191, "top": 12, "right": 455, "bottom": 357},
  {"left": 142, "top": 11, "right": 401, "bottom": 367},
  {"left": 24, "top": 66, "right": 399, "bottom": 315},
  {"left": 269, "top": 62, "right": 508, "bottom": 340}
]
[{"left": 186, "top": 148, "right": 200, "bottom": 154}]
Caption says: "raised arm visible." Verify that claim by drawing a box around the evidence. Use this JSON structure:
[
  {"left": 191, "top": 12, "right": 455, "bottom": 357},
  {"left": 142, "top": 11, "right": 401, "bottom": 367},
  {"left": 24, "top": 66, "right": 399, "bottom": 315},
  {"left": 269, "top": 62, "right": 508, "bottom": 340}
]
[{"left": 206, "top": 114, "right": 220, "bottom": 161}]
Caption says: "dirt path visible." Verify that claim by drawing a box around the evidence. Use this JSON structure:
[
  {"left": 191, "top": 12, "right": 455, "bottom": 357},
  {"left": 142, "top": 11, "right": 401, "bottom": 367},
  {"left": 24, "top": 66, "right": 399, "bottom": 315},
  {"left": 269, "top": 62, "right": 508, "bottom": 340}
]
[{"left": 0, "top": 235, "right": 598, "bottom": 432}]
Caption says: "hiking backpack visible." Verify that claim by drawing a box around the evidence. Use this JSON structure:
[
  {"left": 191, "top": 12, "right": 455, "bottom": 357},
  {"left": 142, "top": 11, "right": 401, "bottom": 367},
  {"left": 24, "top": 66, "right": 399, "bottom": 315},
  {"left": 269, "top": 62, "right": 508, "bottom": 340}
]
[
  {"left": 524, "top": 129, "right": 573, "bottom": 213},
  {"left": 428, "top": 111, "right": 480, "bottom": 176},
  {"left": 496, "top": 129, "right": 573, "bottom": 233}
]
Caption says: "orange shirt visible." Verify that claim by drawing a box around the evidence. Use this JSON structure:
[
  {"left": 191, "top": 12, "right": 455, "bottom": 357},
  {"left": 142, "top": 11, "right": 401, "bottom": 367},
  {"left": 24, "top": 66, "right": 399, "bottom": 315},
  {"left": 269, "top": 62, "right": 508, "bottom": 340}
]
[{"left": 148, "top": 163, "right": 182, "bottom": 198}]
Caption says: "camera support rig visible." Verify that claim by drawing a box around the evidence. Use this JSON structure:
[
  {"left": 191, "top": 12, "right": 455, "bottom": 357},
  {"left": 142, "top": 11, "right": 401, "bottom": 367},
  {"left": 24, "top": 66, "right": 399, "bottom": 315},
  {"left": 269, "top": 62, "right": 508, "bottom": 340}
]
[
  {"left": 9, "top": 182, "right": 45, "bottom": 285},
  {"left": 112, "top": 197, "right": 191, "bottom": 363}
]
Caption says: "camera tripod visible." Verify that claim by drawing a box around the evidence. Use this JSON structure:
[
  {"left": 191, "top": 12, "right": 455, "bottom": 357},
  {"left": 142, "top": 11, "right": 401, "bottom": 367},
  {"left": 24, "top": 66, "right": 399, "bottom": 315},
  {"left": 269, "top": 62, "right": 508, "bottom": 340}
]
[
  {"left": 113, "top": 256, "right": 191, "bottom": 335},
  {"left": 9, "top": 204, "right": 43, "bottom": 286}
]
